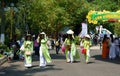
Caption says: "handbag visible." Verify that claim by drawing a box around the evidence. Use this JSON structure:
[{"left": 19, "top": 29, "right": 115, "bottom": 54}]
[
  {"left": 25, "top": 51, "right": 31, "bottom": 55},
  {"left": 61, "top": 44, "right": 65, "bottom": 53},
  {"left": 81, "top": 48, "right": 86, "bottom": 54}
]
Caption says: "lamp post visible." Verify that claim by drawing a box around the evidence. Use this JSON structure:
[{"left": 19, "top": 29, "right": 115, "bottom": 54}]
[
  {"left": 23, "top": 4, "right": 29, "bottom": 34},
  {"left": 10, "top": 3, "right": 14, "bottom": 40},
  {"left": 23, "top": 4, "right": 26, "bottom": 34},
  {"left": 0, "top": 1, "right": 5, "bottom": 44}
]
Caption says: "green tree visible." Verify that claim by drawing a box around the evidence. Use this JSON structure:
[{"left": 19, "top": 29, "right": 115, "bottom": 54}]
[
  {"left": 114, "top": 23, "right": 120, "bottom": 36},
  {"left": 87, "top": 0, "right": 120, "bottom": 34},
  {"left": 16, "top": 0, "right": 120, "bottom": 36}
]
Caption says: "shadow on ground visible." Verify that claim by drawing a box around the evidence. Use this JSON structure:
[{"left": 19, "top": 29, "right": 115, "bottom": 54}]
[
  {"left": 92, "top": 55, "right": 120, "bottom": 64},
  {"left": 0, "top": 53, "right": 63, "bottom": 76},
  {"left": 0, "top": 63, "right": 62, "bottom": 76},
  {"left": 50, "top": 53, "right": 66, "bottom": 60}
]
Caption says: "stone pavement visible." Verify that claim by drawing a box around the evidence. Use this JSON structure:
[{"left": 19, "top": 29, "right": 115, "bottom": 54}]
[{"left": 0, "top": 45, "right": 120, "bottom": 76}]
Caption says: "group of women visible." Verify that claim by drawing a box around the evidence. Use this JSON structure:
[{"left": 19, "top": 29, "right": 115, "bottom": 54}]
[
  {"left": 20, "top": 30, "right": 92, "bottom": 68},
  {"left": 102, "top": 34, "right": 120, "bottom": 59},
  {"left": 20, "top": 32, "right": 51, "bottom": 68}
]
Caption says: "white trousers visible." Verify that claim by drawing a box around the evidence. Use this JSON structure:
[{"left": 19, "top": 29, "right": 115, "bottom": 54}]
[
  {"left": 109, "top": 43, "right": 116, "bottom": 59},
  {"left": 39, "top": 47, "right": 46, "bottom": 67},
  {"left": 67, "top": 51, "right": 73, "bottom": 62},
  {"left": 24, "top": 56, "right": 32, "bottom": 67}
]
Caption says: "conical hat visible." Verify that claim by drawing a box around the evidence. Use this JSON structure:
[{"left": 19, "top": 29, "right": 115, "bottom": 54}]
[
  {"left": 66, "top": 29, "right": 74, "bottom": 34},
  {"left": 85, "top": 34, "right": 90, "bottom": 38},
  {"left": 40, "top": 32, "right": 45, "bottom": 34}
]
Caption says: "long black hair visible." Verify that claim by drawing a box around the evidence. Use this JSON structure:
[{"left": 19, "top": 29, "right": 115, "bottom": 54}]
[
  {"left": 110, "top": 34, "right": 114, "bottom": 43},
  {"left": 25, "top": 34, "right": 32, "bottom": 41},
  {"left": 102, "top": 34, "right": 108, "bottom": 43}
]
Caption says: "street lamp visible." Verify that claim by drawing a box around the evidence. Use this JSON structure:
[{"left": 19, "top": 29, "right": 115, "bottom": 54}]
[
  {"left": 10, "top": 3, "right": 14, "bottom": 40},
  {"left": 0, "top": 1, "right": 5, "bottom": 44},
  {"left": 23, "top": 4, "right": 29, "bottom": 34}
]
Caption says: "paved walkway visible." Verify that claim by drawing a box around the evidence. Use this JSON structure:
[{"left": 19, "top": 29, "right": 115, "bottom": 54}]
[{"left": 0, "top": 45, "right": 120, "bottom": 76}]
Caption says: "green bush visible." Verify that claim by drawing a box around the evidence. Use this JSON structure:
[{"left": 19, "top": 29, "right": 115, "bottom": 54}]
[
  {"left": 0, "top": 54, "right": 4, "bottom": 58},
  {"left": 114, "top": 23, "right": 120, "bottom": 37},
  {"left": 0, "top": 43, "right": 11, "bottom": 54}
]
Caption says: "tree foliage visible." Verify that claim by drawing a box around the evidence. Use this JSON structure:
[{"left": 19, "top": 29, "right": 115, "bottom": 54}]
[
  {"left": 114, "top": 23, "right": 120, "bottom": 36},
  {"left": 1, "top": 0, "right": 120, "bottom": 40}
]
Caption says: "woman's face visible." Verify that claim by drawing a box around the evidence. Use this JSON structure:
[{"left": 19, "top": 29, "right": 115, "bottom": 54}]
[
  {"left": 106, "top": 38, "right": 110, "bottom": 42},
  {"left": 27, "top": 36, "right": 31, "bottom": 40},
  {"left": 85, "top": 37, "right": 90, "bottom": 40},
  {"left": 68, "top": 34, "right": 72, "bottom": 39},
  {"left": 40, "top": 34, "right": 44, "bottom": 39}
]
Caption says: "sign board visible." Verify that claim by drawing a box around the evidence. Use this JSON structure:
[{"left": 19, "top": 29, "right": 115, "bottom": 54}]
[
  {"left": 80, "top": 23, "right": 88, "bottom": 38},
  {"left": 86, "top": 10, "right": 120, "bottom": 24}
]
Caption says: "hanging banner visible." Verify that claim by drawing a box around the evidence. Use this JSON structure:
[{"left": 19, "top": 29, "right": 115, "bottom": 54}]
[
  {"left": 86, "top": 10, "right": 120, "bottom": 24},
  {"left": 80, "top": 23, "right": 88, "bottom": 37}
]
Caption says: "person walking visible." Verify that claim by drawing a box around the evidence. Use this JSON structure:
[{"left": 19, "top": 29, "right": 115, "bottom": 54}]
[
  {"left": 34, "top": 35, "right": 40, "bottom": 57},
  {"left": 55, "top": 37, "right": 60, "bottom": 54},
  {"left": 64, "top": 29, "right": 80, "bottom": 63},
  {"left": 82, "top": 34, "right": 92, "bottom": 64},
  {"left": 109, "top": 34, "right": 116, "bottom": 59},
  {"left": 102, "top": 34, "right": 109, "bottom": 59},
  {"left": 114, "top": 37, "right": 120, "bottom": 58},
  {"left": 37, "top": 32, "right": 52, "bottom": 67},
  {"left": 9, "top": 37, "right": 20, "bottom": 60},
  {"left": 21, "top": 34, "right": 33, "bottom": 68}
]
